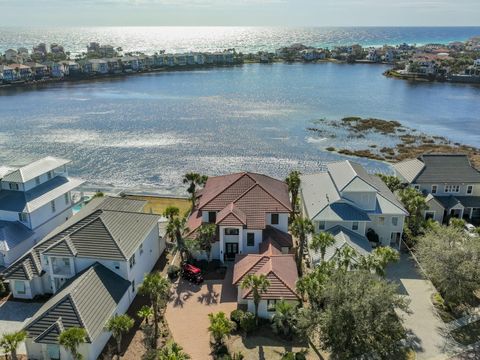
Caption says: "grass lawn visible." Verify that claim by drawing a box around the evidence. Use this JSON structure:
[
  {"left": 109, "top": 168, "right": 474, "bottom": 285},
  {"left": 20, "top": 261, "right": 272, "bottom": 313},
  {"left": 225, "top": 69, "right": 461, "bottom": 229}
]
[
  {"left": 226, "top": 326, "right": 323, "bottom": 360},
  {"left": 451, "top": 321, "right": 480, "bottom": 346},
  {"left": 125, "top": 195, "right": 191, "bottom": 216}
]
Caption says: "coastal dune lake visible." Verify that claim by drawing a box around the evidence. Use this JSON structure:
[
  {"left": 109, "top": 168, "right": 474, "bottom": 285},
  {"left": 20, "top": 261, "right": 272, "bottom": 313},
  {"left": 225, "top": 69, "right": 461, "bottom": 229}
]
[{"left": 1, "top": 62, "right": 480, "bottom": 193}]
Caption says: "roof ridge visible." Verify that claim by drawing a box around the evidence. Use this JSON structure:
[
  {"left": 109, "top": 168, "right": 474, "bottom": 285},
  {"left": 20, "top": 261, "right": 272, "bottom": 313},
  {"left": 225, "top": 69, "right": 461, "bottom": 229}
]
[
  {"left": 98, "top": 216, "right": 128, "bottom": 260},
  {"left": 233, "top": 183, "right": 291, "bottom": 212}
]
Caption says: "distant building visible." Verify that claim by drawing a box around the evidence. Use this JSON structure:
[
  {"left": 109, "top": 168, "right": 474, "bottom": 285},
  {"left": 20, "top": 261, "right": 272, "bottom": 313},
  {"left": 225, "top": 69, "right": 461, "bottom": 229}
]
[{"left": 4, "top": 49, "right": 19, "bottom": 62}]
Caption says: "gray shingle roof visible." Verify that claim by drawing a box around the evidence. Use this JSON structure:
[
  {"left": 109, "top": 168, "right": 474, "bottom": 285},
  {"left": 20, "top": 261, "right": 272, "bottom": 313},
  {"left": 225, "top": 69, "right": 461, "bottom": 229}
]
[
  {"left": 431, "top": 195, "right": 480, "bottom": 210},
  {"left": 24, "top": 263, "right": 131, "bottom": 344},
  {"left": 2, "top": 157, "right": 70, "bottom": 183},
  {"left": 317, "top": 202, "right": 370, "bottom": 222},
  {"left": 310, "top": 225, "right": 372, "bottom": 265},
  {"left": 393, "top": 159, "right": 425, "bottom": 183},
  {"left": 0, "top": 176, "right": 84, "bottom": 213},
  {"left": 327, "top": 161, "right": 374, "bottom": 192},
  {"left": 369, "top": 175, "right": 408, "bottom": 215},
  {"left": 397, "top": 154, "right": 480, "bottom": 184},
  {"left": 2, "top": 197, "right": 156, "bottom": 281},
  {"left": 300, "top": 173, "right": 341, "bottom": 219}
]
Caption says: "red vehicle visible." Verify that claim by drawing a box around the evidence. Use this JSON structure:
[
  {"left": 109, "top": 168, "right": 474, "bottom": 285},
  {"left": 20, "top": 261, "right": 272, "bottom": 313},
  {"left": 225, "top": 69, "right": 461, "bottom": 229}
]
[{"left": 181, "top": 263, "right": 204, "bottom": 284}]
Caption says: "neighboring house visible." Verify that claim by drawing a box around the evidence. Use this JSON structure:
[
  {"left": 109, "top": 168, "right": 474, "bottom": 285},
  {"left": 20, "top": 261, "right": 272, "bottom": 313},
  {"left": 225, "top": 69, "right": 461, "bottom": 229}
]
[
  {"left": 25, "top": 62, "right": 48, "bottom": 80},
  {"left": 232, "top": 240, "right": 300, "bottom": 319},
  {"left": 10, "top": 64, "right": 32, "bottom": 81},
  {"left": 0, "top": 65, "right": 15, "bottom": 82},
  {"left": 394, "top": 153, "right": 480, "bottom": 224},
  {"left": 300, "top": 160, "right": 408, "bottom": 266},
  {"left": 88, "top": 59, "right": 109, "bottom": 74},
  {"left": 186, "top": 172, "right": 293, "bottom": 262},
  {"left": 4, "top": 49, "right": 19, "bottom": 62},
  {"left": 121, "top": 56, "right": 139, "bottom": 71},
  {"left": 3, "top": 196, "right": 164, "bottom": 360},
  {"left": 0, "top": 157, "right": 84, "bottom": 267}
]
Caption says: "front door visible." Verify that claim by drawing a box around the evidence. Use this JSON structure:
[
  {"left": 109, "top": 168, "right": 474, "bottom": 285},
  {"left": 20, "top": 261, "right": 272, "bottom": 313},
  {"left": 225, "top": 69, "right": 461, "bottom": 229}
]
[{"left": 225, "top": 243, "right": 239, "bottom": 260}]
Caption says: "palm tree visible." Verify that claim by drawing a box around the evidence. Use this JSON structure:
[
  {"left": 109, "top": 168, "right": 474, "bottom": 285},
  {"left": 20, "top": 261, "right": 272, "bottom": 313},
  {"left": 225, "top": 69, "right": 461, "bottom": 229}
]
[
  {"left": 158, "top": 340, "right": 191, "bottom": 360},
  {"left": 166, "top": 216, "right": 189, "bottom": 261},
  {"left": 309, "top": 232, "right": 335, "bottom": 262},
  {"left": 137, "top": 305, "right": 153, "bottom": 326},
  {"left": 296, "top": 261, "right": 334, "bottom": 307},
  {"left": 0, "top": 331, "right": 26, "bottom": 360},
  {"left": 335, "top": 246, "right": 358, "bottom": 271},
  {"left": 106, "top": 314, "right": 134, "bottom": 359},
  {"left": 289, "top": 217, "right": 314, "bottom": 276},
  {"left": 197, "top": 223, "right": 216, "bottom": 261},
  {"left": 240, "top": 274, "right": 270, "bottom": 323},
  {"left": 359, "top": 246, "right": 399, "bottom": 277},
  {"left": 207, "top": 312, "right": 235, "bottom": 347},
  {"left": 271, "top": 300, "right": 297, "bottom": 339},
  {"left": 138, "top": 272, "right": 171, "bottom": 341},
  {"left": 183, "top": 172, "right": 208, "bottom": 208},
  {"left": 163, "top": 206, "right": 180, "bottom": 221},
  {"left": 398, "top": 187, "right": 427, "bottom": 237},
  {"left": 285, "top": 171, "right": 301, "bottom": 216},
  {"left": 58, "top": 327, "right": 87, "bottom": 360}
]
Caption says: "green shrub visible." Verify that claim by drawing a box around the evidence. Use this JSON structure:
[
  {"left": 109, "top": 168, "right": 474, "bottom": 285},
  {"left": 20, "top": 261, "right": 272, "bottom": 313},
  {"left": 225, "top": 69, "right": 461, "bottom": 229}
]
[
  {"left": 239, "top": 312, "right": 256, "bottom": 335},
  {"left": 230, "top": 309, "right": 244, "bottom": 326},
  {"left": 167, "top": 265, "right": 180, "bottom": 280}
]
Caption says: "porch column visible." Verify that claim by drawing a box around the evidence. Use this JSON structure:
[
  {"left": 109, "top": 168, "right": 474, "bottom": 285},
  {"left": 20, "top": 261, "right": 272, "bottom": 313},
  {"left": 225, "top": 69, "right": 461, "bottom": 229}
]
[
  {"left": 219, "top": 227, "right": 224, "bottom": 263},
  {"left": 238, "top": 226, "right": 243, "bottom": 255}
]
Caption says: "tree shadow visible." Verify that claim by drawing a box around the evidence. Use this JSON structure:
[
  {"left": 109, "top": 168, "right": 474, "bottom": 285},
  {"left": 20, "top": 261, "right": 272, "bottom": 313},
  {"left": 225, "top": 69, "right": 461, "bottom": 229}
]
[
  {"left": 170, "top": 279, "right": 201, "bottom": 308},
  {"left": 197, "top": 282, "right": 219, "bottom": 305}
]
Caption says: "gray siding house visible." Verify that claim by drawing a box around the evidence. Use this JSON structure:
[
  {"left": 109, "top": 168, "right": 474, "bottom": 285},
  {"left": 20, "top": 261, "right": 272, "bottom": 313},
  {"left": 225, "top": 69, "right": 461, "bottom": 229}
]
[
  {"left": 300, "top": 160, "right": 408, "bottom": 266},
  {"left": 394, "top": 154, "right": 480, "bottom": 224}
]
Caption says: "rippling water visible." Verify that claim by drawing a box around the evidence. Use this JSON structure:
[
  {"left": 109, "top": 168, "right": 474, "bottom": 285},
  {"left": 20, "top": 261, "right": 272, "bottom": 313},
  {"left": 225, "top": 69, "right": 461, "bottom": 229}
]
[
  {"left": 1, "top": 26, "right": 480, "bottom": 54},
  {"left": 1, "top": 62, "right": 479, "bottom": 194}
]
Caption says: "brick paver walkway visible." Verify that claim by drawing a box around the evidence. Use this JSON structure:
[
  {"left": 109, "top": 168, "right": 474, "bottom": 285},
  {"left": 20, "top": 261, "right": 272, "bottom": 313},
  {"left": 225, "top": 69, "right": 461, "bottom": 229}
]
[{"left": 165, "top": 266, "right": 238, "bottom": 359}]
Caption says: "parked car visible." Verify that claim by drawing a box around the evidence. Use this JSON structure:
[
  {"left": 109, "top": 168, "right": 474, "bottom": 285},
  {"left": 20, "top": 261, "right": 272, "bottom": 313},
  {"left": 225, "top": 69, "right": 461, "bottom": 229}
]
[
  {"left": 181, "top": 262, "right": 204, "bottom": 284},
  {"left": 464, "top": 223, "right": 478, "bottom": 237}
]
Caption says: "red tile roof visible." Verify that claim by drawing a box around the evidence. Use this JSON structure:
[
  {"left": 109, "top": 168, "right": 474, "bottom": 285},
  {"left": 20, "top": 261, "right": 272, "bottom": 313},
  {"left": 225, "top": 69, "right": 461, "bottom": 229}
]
[
  {"left": 233, "top": 253, "right": 299, "bottom": 300},
  {"left": 188, "top": 172, "right": 292, "bottom": 234}
]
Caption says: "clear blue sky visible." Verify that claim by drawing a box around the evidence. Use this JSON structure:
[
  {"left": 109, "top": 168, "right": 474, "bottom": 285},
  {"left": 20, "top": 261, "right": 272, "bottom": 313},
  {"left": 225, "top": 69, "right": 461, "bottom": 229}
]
[{"left": 1, "top": 0, "right": 479, "bottom": 26}]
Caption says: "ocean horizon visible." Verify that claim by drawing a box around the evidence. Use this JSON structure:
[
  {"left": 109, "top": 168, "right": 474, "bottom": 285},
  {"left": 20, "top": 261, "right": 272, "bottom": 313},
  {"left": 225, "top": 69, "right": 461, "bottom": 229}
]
[{"left": 1, "top": 26, "right": 480, "bottom": 55}]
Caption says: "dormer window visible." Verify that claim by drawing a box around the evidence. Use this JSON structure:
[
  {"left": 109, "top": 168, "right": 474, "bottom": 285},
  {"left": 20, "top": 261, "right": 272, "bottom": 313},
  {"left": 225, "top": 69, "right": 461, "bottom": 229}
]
[
  {"left": 318, "top": 221, "right": 326, "bottom": 230},
  {"left": 352, "top": 222, "right": 359, "bottom": 231},
  {"left": 444, "top": 185, "right": 460, "bottom": 193},
  {"left": 208, "top": 211, "right": 216, "bottom": 223},
  {"left": 129, "top": 254, "right": 136, "bottom": 268},
  {"left": 51, "top": 200, "right": 56, "bottom": 213},
  {"left": 9, "top": 182, "right": 19, "bottom": 190},
  {"left": 35, "top": 176, "right": 40, "bottom": 185},
  {"left": 18, "top": 213, "right": 28, "bottom": 223},
  {"left": 47, "top": 171, "right": 53, "bottom": 180},
  {"left": 467, "top": 185, "right": 473, "bottom": 194},
  {"left": 431, "top": 185, "right": 437, "bottom": 194}
]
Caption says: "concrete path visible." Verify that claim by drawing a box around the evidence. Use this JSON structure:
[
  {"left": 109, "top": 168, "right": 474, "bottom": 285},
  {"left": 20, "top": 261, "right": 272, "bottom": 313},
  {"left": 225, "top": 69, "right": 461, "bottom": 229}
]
[
  {"left": 0, "top": 300, "right": 43, "bottom": 355},
  {"left": 387, "top": 253, "right": 449, "bottom": 360},
  {"left": 165, "top": 266, "right": 238, "bottom": 359},
  {"left": 447, "top": 308, "right": 480, "bottom": 331}
]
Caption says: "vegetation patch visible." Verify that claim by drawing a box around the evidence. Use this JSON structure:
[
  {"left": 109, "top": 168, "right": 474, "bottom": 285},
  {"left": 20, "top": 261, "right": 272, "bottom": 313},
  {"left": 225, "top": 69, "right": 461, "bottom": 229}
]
[
  {"left": 125, "top": 195, "right": 191, "bottom": 216},
  {"left": 341, "top": 117, "right": 403, "bottom": 134},
  {"left": 451, "top": 321, "right": 480, "bottom": 346}
]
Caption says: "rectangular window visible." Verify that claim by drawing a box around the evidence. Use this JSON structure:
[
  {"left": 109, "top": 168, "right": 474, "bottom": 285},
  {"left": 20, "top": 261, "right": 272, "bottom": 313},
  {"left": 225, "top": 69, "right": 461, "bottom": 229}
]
[
  {"left": 18, "top": 212, "right": 28, "bottom": 223},
  {"left": 267, "top": 299, "right": 277, "bottom": 312},
  {"left": 208, "top": 211, "right": 216, "bottom": 223},
  {"left": 129, "top": 254, "right": 136, "bottom": 268},
  {"left": 224, "top": 228, "right": 239, "bottom": 236},
  {"left": 431, "top": 185, "right": 437, "bottom": 194},
  {"left": 425, "top": 211, "right": 435, "bottom": 220},
  {"left": 47, "top": 171, "right": 53, "bottom": 180},
  {"left": 378, "top": 216, "right": 385, "bottom": 225},
  {"left": 35, "top": 176, "right": 40, "bottom": 185},
  {"left": 413, "top": 185, "right": 420, "bottom": 191},
  {"left": 247, "top": 233, "right": 255, "bottom": 247},
  {"left": 444, "top": 185, "right": 460, "bottom": 193},
  {"left": 352, "top": 222, "right": 359, "bottom": 231},
  {"left": 131, "top": 280, "right": 135, "bottom": 293},
  {"left": 467, "top": 185, "right": 473, "bottom": 194},
  {"left": 9, "top": 183, "right": 19, "bottom": 190},
  {"left": 64, "top": 193, "right": 69, "bottom": 205},
  {"left": 318, "top": 221, "right": 326, "bottom": 230},
  {"left": 15, "top": 281, "right": 26, "bottom": 295},
  {"left": 390, "top": 232, "right": 401, "bottom": 247},
  {"left": 113, "top": 262, "right": 120, "bottom": 270},
  {"left": 392, "top": 217, "right": 398, "bottom": 226},
  {"left": 271, "top": 213, "right": 279, "bottom": 225},
  {"left": 139, "top": 244, "right": 144, "bottom": 255},
  {"left": 51, "top": 200, "right": 56, "bottom": 212}
]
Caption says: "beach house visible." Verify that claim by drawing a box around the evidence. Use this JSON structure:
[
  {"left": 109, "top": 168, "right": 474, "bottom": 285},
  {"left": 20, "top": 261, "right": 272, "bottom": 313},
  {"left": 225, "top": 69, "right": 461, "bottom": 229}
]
[
  {"left": 3, "top": 196, "right": 165, "bottom": 360},
  {"left": 186, "top": 172, "right": 293, "bottom": 262},
  {"left": 0, "top": 157, "right": 84, "bottom": 267},
  {"left": 300, "top": 160, "right": 408, "bottom": 266},
  {"left": 394, "top": 153, "right": 480, "bottom": 224}
]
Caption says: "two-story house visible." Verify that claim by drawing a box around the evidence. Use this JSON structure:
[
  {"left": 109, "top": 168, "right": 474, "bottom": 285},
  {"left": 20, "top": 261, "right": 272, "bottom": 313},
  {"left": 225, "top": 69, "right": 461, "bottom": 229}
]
[
  {"left": 0, "top": 157, "right": 84, "bottom": 267},
  {"left": 393, "top": 153, "right": 480, "bottom": 224},
  {"left": 186, "top": 172, "right": 293, "bottom": 262},
  {"left": 3, "top": 196, "right": 165, "bottom": 360},
  {"left": 300, "top": 160, "right": 408, "bottom": 266},
  {"left": 186, "top": 171, "right": 299, "bottom": 318}
]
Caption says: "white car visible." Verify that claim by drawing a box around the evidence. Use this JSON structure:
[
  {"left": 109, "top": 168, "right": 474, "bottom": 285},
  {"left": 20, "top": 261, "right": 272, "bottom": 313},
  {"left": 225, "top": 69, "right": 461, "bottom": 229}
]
[{"left": 464, "top": 223, "right": 478, "bottom": 237}]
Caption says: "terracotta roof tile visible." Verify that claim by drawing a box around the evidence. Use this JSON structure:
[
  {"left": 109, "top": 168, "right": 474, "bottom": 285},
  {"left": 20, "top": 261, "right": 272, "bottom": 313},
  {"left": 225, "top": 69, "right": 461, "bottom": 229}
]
[{"left": 216, "top": 203, "right": 247, "bottom": 226}]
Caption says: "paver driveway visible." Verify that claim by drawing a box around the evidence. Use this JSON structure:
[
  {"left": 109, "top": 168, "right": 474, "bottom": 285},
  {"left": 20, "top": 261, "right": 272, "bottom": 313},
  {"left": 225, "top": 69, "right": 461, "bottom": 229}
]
[
  {"left": 387, "top": 253, "right": 449, "bottom": 360},
  {"left": 166, "top": 266, "right": 238, "bottom": 359}
]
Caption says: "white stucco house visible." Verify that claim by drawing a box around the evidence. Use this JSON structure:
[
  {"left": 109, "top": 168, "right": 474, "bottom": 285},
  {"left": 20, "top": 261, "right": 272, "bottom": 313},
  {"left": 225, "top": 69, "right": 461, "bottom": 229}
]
[
  {"left": 3, "top": 196, "right": 165, "bottom": 360},
  {"left": 394, "top": 153, "right": 480, "bottom": 224},
  {"left": 300, "top": 160, "right": 408, "bottom": 266},
  {"left": 0, "top": 157, "right": 84, "bottom": 268}
]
